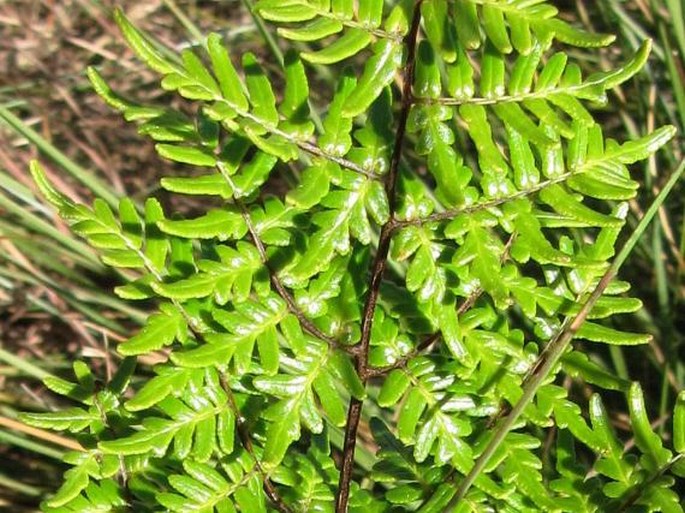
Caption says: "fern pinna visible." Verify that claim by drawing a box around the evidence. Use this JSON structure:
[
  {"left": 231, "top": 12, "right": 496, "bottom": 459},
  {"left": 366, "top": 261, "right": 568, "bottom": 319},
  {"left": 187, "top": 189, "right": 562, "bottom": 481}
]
[{"left": 23, "top": 1, "right": 685, "bottom": 512}]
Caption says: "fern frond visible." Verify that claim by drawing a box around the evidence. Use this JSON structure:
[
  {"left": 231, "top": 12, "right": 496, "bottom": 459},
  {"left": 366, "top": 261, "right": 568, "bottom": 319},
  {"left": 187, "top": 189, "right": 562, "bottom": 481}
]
[{"left": 28, "top": 2, "right": 683, "bottom": 513}]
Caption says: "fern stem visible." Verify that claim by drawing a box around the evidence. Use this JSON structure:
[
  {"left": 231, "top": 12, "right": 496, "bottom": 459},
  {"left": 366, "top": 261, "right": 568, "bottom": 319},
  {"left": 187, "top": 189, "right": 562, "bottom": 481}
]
[
  {"left": 445, "top": 157, "right": 685, "bottom": 509},
  {"left": 103, "top": 197, "right": 295, "bottom": 510},
  {"left": 617, "top": 452, "right": 685, "bottom": 511},
  {"left": 219, "top": 372, "right": 293, "bottom": 513},
  {"left": 396, "top": 172, "right": 574, "bottom": 228},
  {"left": 335, "top": 2, "right": 424, "bottom": 511},
  {"left": 215, "top": 161, "right": 349, "bottom": 354},
  {"left": 367, "top": 233, "right": 516, "bottom": 377}
]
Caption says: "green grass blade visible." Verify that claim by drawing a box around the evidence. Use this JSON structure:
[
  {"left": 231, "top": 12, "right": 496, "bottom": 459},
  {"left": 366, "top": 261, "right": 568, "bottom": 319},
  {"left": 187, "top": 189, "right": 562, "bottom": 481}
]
[{"left": 0, "top": 106, "right": 119, "bottom": 206}]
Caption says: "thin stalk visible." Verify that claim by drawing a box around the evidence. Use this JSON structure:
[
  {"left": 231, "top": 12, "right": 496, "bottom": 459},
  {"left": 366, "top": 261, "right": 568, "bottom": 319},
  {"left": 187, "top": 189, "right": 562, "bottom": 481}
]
[
  {"left": 0, "top": 429, "right": 64, "bottom": 460},
  {"left": 0, "top": 473, "right": 43, "bottom": 497},
  {"left": 0, "top": 172, "right": 53, "bottom": 214},
  {"left": 447, "top": 157, "right": 685, "bottom": 509},
  {"left": 609, "top": 345, "right": 630, "bottom": 380},
  {"left": 396, "top": 172, "right": 574, "bottom": 228},
  {"left": 617, "top": 453, "right": 685, "bottom": 511},
  {"left": 0, "top": 202, "right": 100, "bottom": 270},
  {"left": 239, "top": 0, "right": 324, "bottom": 132},
  {"left": 605, "top": 0, "right": 665, "bottom": 58},
  {"left": 656, "top": 18, "right": 685, "bottom": 131},
  {"left": 215, "top": 163, "right": 346, "bottom": 354},
  {"left": 219, "top": 372, "right": 293, "bottom": 513},
  {"left": 0, "top": 106, "right": 119, "bottom": 206},
  {"left": 664, "top": 0, "right": 685, "bottom": 56},
  {"left": 0, "top": 348, "right": 51, "bottom": 381},
  {"left": 335, "top": 2, "right": 424, "bottom": 511},
  {"left": 239, "top": 0, "right": 285, "bottom": 67},
  {"left": 162, "top": 0, "right": 205, "bottom": 45},
  {"left": 0, "top": 415, "right": 83, "bottom": 452},
  {"left": 0, "top": 217, "right": 99, "bottom": 272}
]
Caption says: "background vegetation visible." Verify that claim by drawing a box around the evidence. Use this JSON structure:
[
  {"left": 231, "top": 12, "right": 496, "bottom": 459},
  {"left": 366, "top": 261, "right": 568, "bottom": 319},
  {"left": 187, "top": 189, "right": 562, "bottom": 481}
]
[{"left": 0, "top": 0, "right": 683, "bottom": 510}]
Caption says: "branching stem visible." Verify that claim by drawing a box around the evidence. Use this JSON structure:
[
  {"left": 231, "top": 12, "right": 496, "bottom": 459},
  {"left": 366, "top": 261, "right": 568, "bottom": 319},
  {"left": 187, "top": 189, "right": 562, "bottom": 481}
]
[
  {"left": 334, "top": 3, "right": 424, "bottom": 511},
  {"left": 394, "top": 172, "right": 573, "bottom": 229},
  {"left": 368, "top": 234, "right": 515, "bottom": 377},
  {"left": 216, "top": 162, "right": 351, "bottom": 355},
  {"left": 617, "top": 453, "right": 685, "bottom": 512}
]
